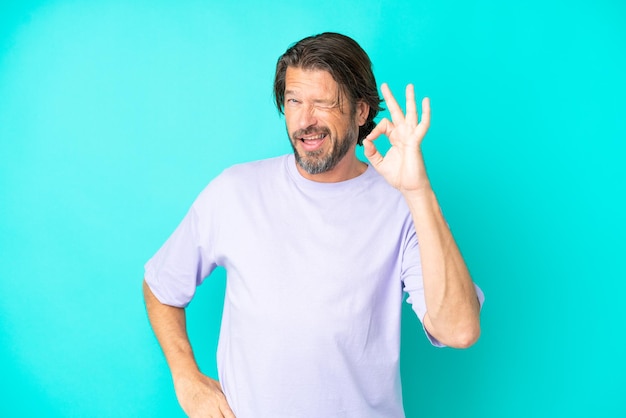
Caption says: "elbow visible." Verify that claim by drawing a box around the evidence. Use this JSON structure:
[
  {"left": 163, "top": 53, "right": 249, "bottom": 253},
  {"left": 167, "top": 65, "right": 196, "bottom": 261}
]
[
  {"left": 444, "top": 297, "right": 482, "bottom": 348},
  {"left": 425, "top": 309, "right": 481, "bottom": 348},
  {"left": 447, "top": 322, "right": 481, "bottom": 349}
]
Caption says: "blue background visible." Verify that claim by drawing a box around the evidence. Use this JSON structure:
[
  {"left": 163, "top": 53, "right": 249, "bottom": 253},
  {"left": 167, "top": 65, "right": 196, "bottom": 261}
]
[{"left": 1, "top": 0, "right": 624, "bottom": 416}]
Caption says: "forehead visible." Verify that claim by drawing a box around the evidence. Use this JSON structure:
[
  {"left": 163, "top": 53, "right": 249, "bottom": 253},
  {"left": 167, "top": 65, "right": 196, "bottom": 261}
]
[{"left": 284, "top": 67, "right": 340, "bottom": 98}]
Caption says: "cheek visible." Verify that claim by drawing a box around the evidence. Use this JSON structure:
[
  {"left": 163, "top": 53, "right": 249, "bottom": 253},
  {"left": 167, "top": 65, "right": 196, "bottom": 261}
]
[
  {"left": 332, "top": 117, "right": 356, "bottom": 137},
  {"left": 284, "top": 114, "right": 296, "bottom": 134}
]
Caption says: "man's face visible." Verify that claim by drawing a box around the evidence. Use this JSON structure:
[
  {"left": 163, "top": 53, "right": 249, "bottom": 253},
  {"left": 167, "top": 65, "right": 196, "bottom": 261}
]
[{"left": 284, "top": 67, "right": 366, "bottom": 176}]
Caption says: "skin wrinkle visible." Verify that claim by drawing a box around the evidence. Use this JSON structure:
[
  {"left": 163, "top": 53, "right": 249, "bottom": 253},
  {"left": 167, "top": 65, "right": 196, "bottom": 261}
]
[{"left": 284, "top": 67, "right": 365, "bottom": 178}]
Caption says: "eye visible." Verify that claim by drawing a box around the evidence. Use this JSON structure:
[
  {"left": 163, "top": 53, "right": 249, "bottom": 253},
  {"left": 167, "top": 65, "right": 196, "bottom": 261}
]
[
  {"left": 286, "top": 98, "right": 300, "bottom": 105},
  {"left": 315, "top": 103, "right": 335, "bottom": 111}
]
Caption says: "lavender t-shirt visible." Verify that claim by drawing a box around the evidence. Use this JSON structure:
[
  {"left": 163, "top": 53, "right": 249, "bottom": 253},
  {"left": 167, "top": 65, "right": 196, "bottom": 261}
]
[{"left": 145, "top": 154, "right": 478, "bottom": 417}]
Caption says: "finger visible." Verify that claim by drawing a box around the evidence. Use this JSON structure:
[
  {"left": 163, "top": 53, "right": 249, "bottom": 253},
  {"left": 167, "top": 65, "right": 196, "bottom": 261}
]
[
  {"left": 365, "top": 118, "right": 393, "bottom": 142},
  {"left": 363, "top": 118, "right": 393, "bottom": 167},
  {"left": 217, "top": 397, "right": 236, "bottom": 418},
  {"left": 405, "top": 84, "right": 418, "bottom": 127},
  {"left": 216, "top": 387, "right": 236, "bottom": 418},
  {"left": 221, "top": 405, "right": 237, "bottom": 418},
  {"left": 380, "top": 83, "right": 405, "bottom": 124},
  {"left": 419, "top": 97, "right": 431, "bottom": 130},
  {"left": 362, "top": 136, "right": 384, "bottom": 169}
]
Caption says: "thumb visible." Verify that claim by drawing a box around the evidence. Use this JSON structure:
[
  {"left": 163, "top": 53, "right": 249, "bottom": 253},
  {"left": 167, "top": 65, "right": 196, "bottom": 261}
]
[{"left": 363, "top": 138, "right": 384, "bottom": 169}]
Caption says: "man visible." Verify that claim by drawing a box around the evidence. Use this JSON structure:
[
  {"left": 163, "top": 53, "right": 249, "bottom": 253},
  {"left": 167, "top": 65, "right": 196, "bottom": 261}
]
[{"left": 144, "top": 32, "right": 483, "bottom": 418}]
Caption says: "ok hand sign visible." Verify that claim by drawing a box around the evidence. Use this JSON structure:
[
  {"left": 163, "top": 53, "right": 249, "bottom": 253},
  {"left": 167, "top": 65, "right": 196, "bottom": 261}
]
[{"left": 363, "top": 83, "right": 432, "bottom": 194}]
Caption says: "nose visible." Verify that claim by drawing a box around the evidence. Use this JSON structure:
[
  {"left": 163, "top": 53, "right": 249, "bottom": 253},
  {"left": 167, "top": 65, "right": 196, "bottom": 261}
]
[{"left": 295, "top": 104, "right": 318, "bottom": 131}]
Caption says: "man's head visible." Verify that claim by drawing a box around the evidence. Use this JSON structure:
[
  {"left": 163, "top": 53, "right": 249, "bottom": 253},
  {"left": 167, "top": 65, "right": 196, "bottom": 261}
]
[
  {"left": 274, "top": 33, "right": 382, "bottom": 144},
  {"left": 274, "top": 33, "right": 383, "bottom": 176}
]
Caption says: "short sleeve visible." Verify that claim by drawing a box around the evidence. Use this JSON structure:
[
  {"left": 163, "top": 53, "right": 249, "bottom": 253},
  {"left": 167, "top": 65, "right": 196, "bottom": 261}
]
[
  {"left": 401, "top": 223, "right": 485, "bottom": 348},
  {"left": 144, "top": 202, "right": 217, "bottom": 308}
]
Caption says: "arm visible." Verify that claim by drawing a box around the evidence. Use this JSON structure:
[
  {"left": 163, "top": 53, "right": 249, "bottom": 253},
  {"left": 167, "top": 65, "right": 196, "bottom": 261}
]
[
  {"left": 402, "top": 187, "right": 481, "bottom": 348},
  {"left": 143, "top": 280, "right": 236, "bottom": 417},
  {"left": 363, "top": 84, "right": 480, "bottom": 348}
]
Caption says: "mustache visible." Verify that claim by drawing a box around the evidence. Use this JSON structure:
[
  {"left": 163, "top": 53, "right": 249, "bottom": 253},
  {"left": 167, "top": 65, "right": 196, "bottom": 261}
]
[{"left": 292, "top": 126, "right": 331, "bottom": 139}]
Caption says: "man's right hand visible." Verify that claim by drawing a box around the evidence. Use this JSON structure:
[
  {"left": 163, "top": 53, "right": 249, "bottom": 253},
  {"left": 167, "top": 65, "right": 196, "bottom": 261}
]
[{"left": 173, "top": 371, "right": 236, "bottom": 418}]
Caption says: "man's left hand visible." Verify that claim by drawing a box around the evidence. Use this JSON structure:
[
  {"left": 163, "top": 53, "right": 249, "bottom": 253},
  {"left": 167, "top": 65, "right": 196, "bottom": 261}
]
[{"left": 363, "top": 83, "right": 431, "bottom": 194}]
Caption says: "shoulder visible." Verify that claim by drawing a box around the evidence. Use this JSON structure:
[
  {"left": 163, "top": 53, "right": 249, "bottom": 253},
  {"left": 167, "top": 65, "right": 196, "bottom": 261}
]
[
  {"left": 220, "top": 155, "right": 287, "bottom": 181},
  {"left": 193, "top": 155, "right": 289, "bottom": 206}
]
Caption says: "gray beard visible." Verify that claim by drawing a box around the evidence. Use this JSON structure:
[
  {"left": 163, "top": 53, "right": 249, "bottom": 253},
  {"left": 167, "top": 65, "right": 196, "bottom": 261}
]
[{"left": 291, "top": 129, "right": 357, "bottom": 175}]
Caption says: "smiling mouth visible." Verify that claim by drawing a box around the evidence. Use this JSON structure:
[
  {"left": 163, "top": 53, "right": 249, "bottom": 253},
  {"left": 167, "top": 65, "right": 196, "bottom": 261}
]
[
  {"left": 298, "top": 133, "right": 327, "bottom": 152},
  {"left": 292, "top": 126, "right": 331, "bottom": 152},
  {"left": 300, "top": 133, "right": 327, "bottom": 143}
]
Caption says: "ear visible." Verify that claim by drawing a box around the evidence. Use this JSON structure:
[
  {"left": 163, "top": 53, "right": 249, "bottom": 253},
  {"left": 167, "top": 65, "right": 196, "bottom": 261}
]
[{"left": 355, "top": 100, "right": 370, "bottom": 127}]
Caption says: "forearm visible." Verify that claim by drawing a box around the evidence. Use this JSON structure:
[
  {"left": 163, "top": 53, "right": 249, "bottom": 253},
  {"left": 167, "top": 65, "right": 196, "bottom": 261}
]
[
  {"left": 143, "top": 280, "right": 235, "bottom": 416},
  {"left": 143, "top": 280, "right": 200, "bottom": 378},
  {"left": 404, "top": 188, "right": 481, "bottom": 348}
]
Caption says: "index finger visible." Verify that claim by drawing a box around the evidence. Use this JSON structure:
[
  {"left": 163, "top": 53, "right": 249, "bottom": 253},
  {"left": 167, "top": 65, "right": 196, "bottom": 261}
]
[{"left": 380, "top": 83, "right": 405, "bottom": 124}]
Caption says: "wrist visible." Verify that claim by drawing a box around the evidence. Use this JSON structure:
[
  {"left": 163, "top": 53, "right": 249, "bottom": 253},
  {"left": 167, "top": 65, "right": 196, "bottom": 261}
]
[
  {"left": 401, "top": 183, "right": 435, "bottom": 202},
  {"left": 169, "top": 355, "right": 202, "bottom": 382}
]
